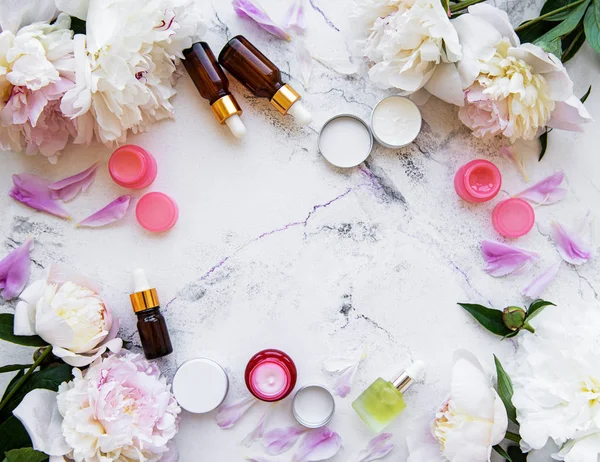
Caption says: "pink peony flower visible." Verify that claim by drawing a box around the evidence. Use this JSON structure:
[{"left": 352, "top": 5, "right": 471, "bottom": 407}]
[
  {"left": 14, "top": 352, "right": 181, "bottom": 462},
  {"left": 458, "top": 84, "right": 509, "bottom": 138}
]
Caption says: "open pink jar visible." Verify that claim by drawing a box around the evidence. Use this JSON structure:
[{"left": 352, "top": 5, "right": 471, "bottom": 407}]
[
  {"left": 245, "top": 349, "right": 297, "bottom": 402},
  {"left": 109, "top": 145, "right": 157, "bottom": 189},
  {"left": 454, "top": 159, "right": 502, "bottom": 203}
]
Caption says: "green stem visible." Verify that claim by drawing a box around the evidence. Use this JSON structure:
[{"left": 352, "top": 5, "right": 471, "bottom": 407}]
[
  {"left": 449, "top": 0, "right": 487, "bottom": 13},
  {"left": 0, "top": 346, "right": 52, "bottom": 412},
  {"left": 562, "top": 27, "right": 585, "bottom": 60},
  {"left": 505, "top": 431, "right": 522, "bottom": 443},
  {"left": 515, "top": 0, "right": 587, "bottom": 32}
]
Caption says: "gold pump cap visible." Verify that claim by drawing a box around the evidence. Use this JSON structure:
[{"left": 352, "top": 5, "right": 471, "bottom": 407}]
[
  {"left": 270, "top": 84, "right": 301, "bottom": 115},
  {"left": 130, "top": 268, "right": 160, "bottom": 313},
  {"left": 211, "top": 94, "right": 243, "bottom": 124}
]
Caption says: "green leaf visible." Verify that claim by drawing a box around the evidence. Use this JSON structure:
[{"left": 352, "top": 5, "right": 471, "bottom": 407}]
[
  {"left": 0, "top": 416, "right": 31, "bottom": 457},
  {"left": 494, "top": 355, "right": 518, "bottom": 423},
  {"left": 562, "top": 25, "right": 587, "bottom": 61},
  {"left": 70, "top": 17, "right": 86, "bottom": 35},
  {"left": 508, "top": 446, "right": 528, "bottom": 462},
  {"left": 0, "top": 315, "right": 47, "bottom": 347},
  {"left": 527, "top": 299, "right": 556, "bottom": 322},
  {"left": 534, "top": 0, "right": 590, "bottom": 56},
  {"left": 584, "top": 0, "right": 600, "bottom": 53},
  {"left": 1, "top": 370, "right": 24, "bottom": 402},
  {"left": 0, "top": 364, "right": 72, "bottom": 422},
  {"left": 542, "top": 0, "right": 587, "bottom": 20},
  {"left": 0, "top": 365, "right": 32, "bottom": 374},
  {"left": 518, "top": 19, "right": 554, "bottom": 43},
  {"left": 3, "top": 448, "right": 48, "bottom": 462},
  {"left": 493, "top": 445, "right": 512, "bottom": 461},
  {"left": 458, "top": 303, "right": 512, "bottom": 337},
  {"left": 581, "top": 85, "right": 592, "bottom": 102},
  {"left": 539, "top": 129, "right": 549, "bottom": 161}
]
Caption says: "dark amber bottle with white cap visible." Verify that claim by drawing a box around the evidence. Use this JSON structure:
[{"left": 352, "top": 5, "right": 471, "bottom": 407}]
[
  {"left": 183, "top": 42, "right": 246, "bottom": 138},
  {"left": 219, "top": 35, "right": 312, "bottom": 126}
]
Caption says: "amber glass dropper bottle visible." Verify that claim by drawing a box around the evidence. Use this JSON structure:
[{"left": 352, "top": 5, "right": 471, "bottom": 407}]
[
  {"left": 219, "top": 35, "right": 312, "bottom": 126},
  {"left": 130, "top": 268, "right": 173, "bottom": 360},
  {"left": 183, "top": 42, "right": 246, "bottom": 138}
]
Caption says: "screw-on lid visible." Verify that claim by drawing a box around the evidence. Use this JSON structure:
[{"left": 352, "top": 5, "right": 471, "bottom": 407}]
[
  {"left": 136, "top": 192, "right": 179, "bottom": 232},
  {"left": 129, "top": 268, "right": 159, "bottom": 313},
  {"left": 392, "top": 360, "right": 426, "bottom": 393},
  {"left": 173, "top": 358, "right": 229, "bottom": 413},
  {"left": 492, "top": 198, "right": 535, "bottom": 238}
]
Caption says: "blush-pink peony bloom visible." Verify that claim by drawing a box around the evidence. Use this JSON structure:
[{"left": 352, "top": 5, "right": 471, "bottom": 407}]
[{"left": 458, "top": 84, "right": 509, "bottom": 138}]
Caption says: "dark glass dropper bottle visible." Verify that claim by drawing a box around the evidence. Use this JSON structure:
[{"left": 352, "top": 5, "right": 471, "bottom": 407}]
[
  {"left": 218, "top": 35, "right": 312, "bottom": 126},
  {"left": 183, "top": 42, "right": 246, "bottom": 138},
  {"left": 130, "top": 268, "right": 173, "bottom": 360}
]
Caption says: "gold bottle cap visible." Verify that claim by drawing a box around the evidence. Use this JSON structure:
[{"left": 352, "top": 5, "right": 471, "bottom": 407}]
[
  {"left": 211, "top": 94, "right": 243, "bottom": 124},
  {"left": 130, "top": 288, "right": 160, "bottom": 313},
  {"left": 270, "top": 84, "right": 301, "bottom": 115}
]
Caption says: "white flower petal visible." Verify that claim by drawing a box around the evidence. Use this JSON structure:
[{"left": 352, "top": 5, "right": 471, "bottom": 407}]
[
  {"left": 0, "top": 0, "right": 57, "bottom": 33},
  {"left": 55, "top": 0, "right": 89, "bottom": 20},
  {"left": 467, "top": 3, "right": 519, "bottom": 46},
  {"left": 14, "top": 300, "right": 36, "bottom": 335},
  {"left": 548, "top": 95, "right": 593, "bottom": 131},
  {"left": 424, "top": 62, "right": 464, "bottom": 106},
  {"left": 13, "top": 389, "right": 70, "bottom": 456}
]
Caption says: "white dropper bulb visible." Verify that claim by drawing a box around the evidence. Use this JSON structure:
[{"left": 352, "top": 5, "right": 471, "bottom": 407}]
[
  {"left": 132, "top": 268, "right": 151, "bottom": 292},
  {"left": 225, "top": 114, "right": 246, "bottom": 138},
  {"left": 406, "top": 360, "right": 426, "bottom": 381},
  {"left": 288, "top": 101, "right": 312, "bottom": 126}
]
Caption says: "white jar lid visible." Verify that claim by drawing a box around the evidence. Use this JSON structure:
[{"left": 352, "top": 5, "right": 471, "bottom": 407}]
[{"left": 173, "top": 358, "right": 229, "bottom": 413}]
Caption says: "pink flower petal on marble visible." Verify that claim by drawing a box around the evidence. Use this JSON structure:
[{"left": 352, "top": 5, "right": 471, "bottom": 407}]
[
  {"left": 514, "top": 172, "right": 567, "bottom": 205},
  {"left": 500, "top": 144, "right": 529, "bottom": 181},
  {"left": 358, "top": 433, "right": 395, "bottom": 462},
  {"left": 0, "top": 237, "right": 33, "bottom": 300},
  {"left": 551, "top": 217, "right": 593, "bottom": 265},
  {"left": 216, "top": 395, "right": 258, "bottom": 429},
  {"left": 48, "top": 162, "right": 98, "bottom": 202},
  {"left": 262, "top": 426, "right": 307, "bottom": 455},
  {"left": 77, "top": 195, "right": 131, "bottom": 228},
  {"left": 522, "top": 262, "right": 561, "bottom": 299},
  {"left": 9, "top": 174, "right": 71, "bottom": 219},
  {"left": 323, "top": 354, "right": 365, "bottom": 398},
  {"left": 292, "top": 427, "right": 342, "bottom": 462},
  {"left": 284, "top": 0, "right": 307, "bottom": 32},
  {"left": 232, "top": 0, "right": 290, "bottom": 41},
  {"left": 243, "top": 409, "right": 270, "bottom": 447},
  {"left": 481, "top": 240, "right": 539, "bottom": 277}
]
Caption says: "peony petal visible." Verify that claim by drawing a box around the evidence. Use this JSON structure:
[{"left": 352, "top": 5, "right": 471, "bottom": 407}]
[
  {"left": 514, "top": 172, "right": 567, "bottom": 205},
  {"left": 262, "top": 426, "right": 307, "bottom": 455},
  {"left": 323, "top": 353, "right": 365, "bottom": 398},
  {"left": 547, "top": 95, "right": 593, "bottom": 132},
  {"left": 501, "top": 139, "right": 539, "bottom": 181},
  {"left": 467, "top": 4, "right": 519, "bottom": 46},
  {"left": 522, "top": 262, "right": 561, "bottom": 299},
  {"left": 13, "top": 389, "right": 71, "bottom": 456},
  {"left": 10, "top": 174, "right": 71, "bottom": 219},
  {"left": 481, "top": 240, "right": 539, "bottom": 277},
  {"left": 295, "top": 39, "right": 312, "bottom": 89},
  {"left": 48, "top": 162, "right": 98, "bottom": 202},
  {"left": 216, "top": 395, "right": 258, "bottom": 429},
  {"left": 0, "top": 0, "right": 57, "bottom": 33},
  {"left": 243, "top": 409, "right": 270, "bottom": 447},
  {"left": 232, "top": 0, "right": 290, "bottom": 41},
  {"left": 0, "top": 237, "right": 33, "bottom": 300},
  {"left": 358, "top": 433, "right": 395, "bottom": 462},
  {"left": 424, "top": 62, "right": 464, "bottom": 106},
  {"left": 284, "top": 0, "right": 306, "bottom": 33},
  {"left": 291, "top": 427, "right": 342, "bottom": 462},
  {"left": 14, "top": 279, "right": 47, "bottom": 336},
  {"left": 77, "top": 195, "right": 131, "bottom": 228},
  {"left": 551, "top": 216, "right": 593, "bottom": 265},
  {"left": 55, "top": 0, "right": 89, "bottom": 20}
]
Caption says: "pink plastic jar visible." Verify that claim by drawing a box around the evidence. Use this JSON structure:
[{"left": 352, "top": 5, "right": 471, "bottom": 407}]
[
  {"left": 492, "top": 198, "right": 535, "bottom": 238},
  {"left": 454, "top": 159, "right": 502, "bottom": 203},
  {"left": 109, "top": 145, "right": 157, "bottom": 189},
  {"left": 245, "top": 349, "right": 297, "bottom": 402},
  {"left": 136, "top": 192, "right": 179, "bottom": 233}
]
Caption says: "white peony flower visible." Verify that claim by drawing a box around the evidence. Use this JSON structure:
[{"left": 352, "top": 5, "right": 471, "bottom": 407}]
[
  {"left": 14, "top": 264, "right": 121, "bottom": 366},
  {"left": 453, "top": 4, "right": 591, "bottom": 141},
  {"left": 61, "top": 0, "right": 206, "bottom": 145},
  {"left": 350, "top": 0, "right": 463, "bottom": 105},
  {"left": 407, "top": 351, "right": 508, "bottom": 462},
  {"left": 511, "top": 302, "right": 600, "bottom": 462}
]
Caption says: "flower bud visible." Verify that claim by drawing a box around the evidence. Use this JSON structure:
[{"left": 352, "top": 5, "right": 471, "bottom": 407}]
[{"left": 503, "top": 306, "right": 527, "bottom": 331}]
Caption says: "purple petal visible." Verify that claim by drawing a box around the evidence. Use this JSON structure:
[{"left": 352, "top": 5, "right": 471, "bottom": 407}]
[
  {"left": 9, "top": 174, "right": 71, "bottom": 219},
  {"left": 358, "top": 433, "right": 395, "bottom": 462},
  {"left": 232, "top": 0, "right": 290, "bottom": 41},
  {"left": 262, "top": 426, "right": 307, "bottom": 455},
  {"left": 292, "top": 427, "right": 342, "bottom": 462},
  {"left": 522, "top": 262, "right": 561, "bottom": 299},
  {"left": 0, "top": 238, "right": 33, "bottom": 300},
  {"left": 514, "top": 172, "right": 567, "bottom": 205},
  {"left": 481, "top": 240, "right": 539, "bottom": 277},
  {"left": 48, "top": 162, "right": 98, "bottom": 202},
  {"left": 77, "top": 195, "right": 131, "bottom": 228},
  {"left": 284, "top": 0, "right": 307, "bottom": 32},
  {"left": 216, "top": 396, "right": 258, "bottom": 429},
  {"left": 551, "top": 218, "right": 593, "bottom": 265},
  {"left": 242, "top": 409, "right": 270, "bottom": 447}
]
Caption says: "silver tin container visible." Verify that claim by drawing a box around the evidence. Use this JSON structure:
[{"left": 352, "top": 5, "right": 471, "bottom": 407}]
[
  {"left": 292, "top": 384, "right": 335, "bottom": 428},
  {"left": 370, "top": 96, "right": 422, "bottom": 149},
  {"left": 317, "top": 114, "right": 374, "bottom": 168}
]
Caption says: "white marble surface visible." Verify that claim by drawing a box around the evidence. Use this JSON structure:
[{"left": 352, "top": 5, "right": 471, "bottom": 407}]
[{"left": 1, "top": 0, "right": 600, "bottom": 460}]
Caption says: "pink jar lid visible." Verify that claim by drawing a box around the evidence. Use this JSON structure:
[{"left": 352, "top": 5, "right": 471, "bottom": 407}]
[
  {"left": 492, "top": 198, "right": 535, "bottom": 238},
  {"left": 454, "top": 159, "right": 501, "bottom": 203},
  {"left": 136, "top": 192, "right": 178, "bottom": 232},
  {"left": 109, "top": 145, "right": 157, "bottom": 189}
]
